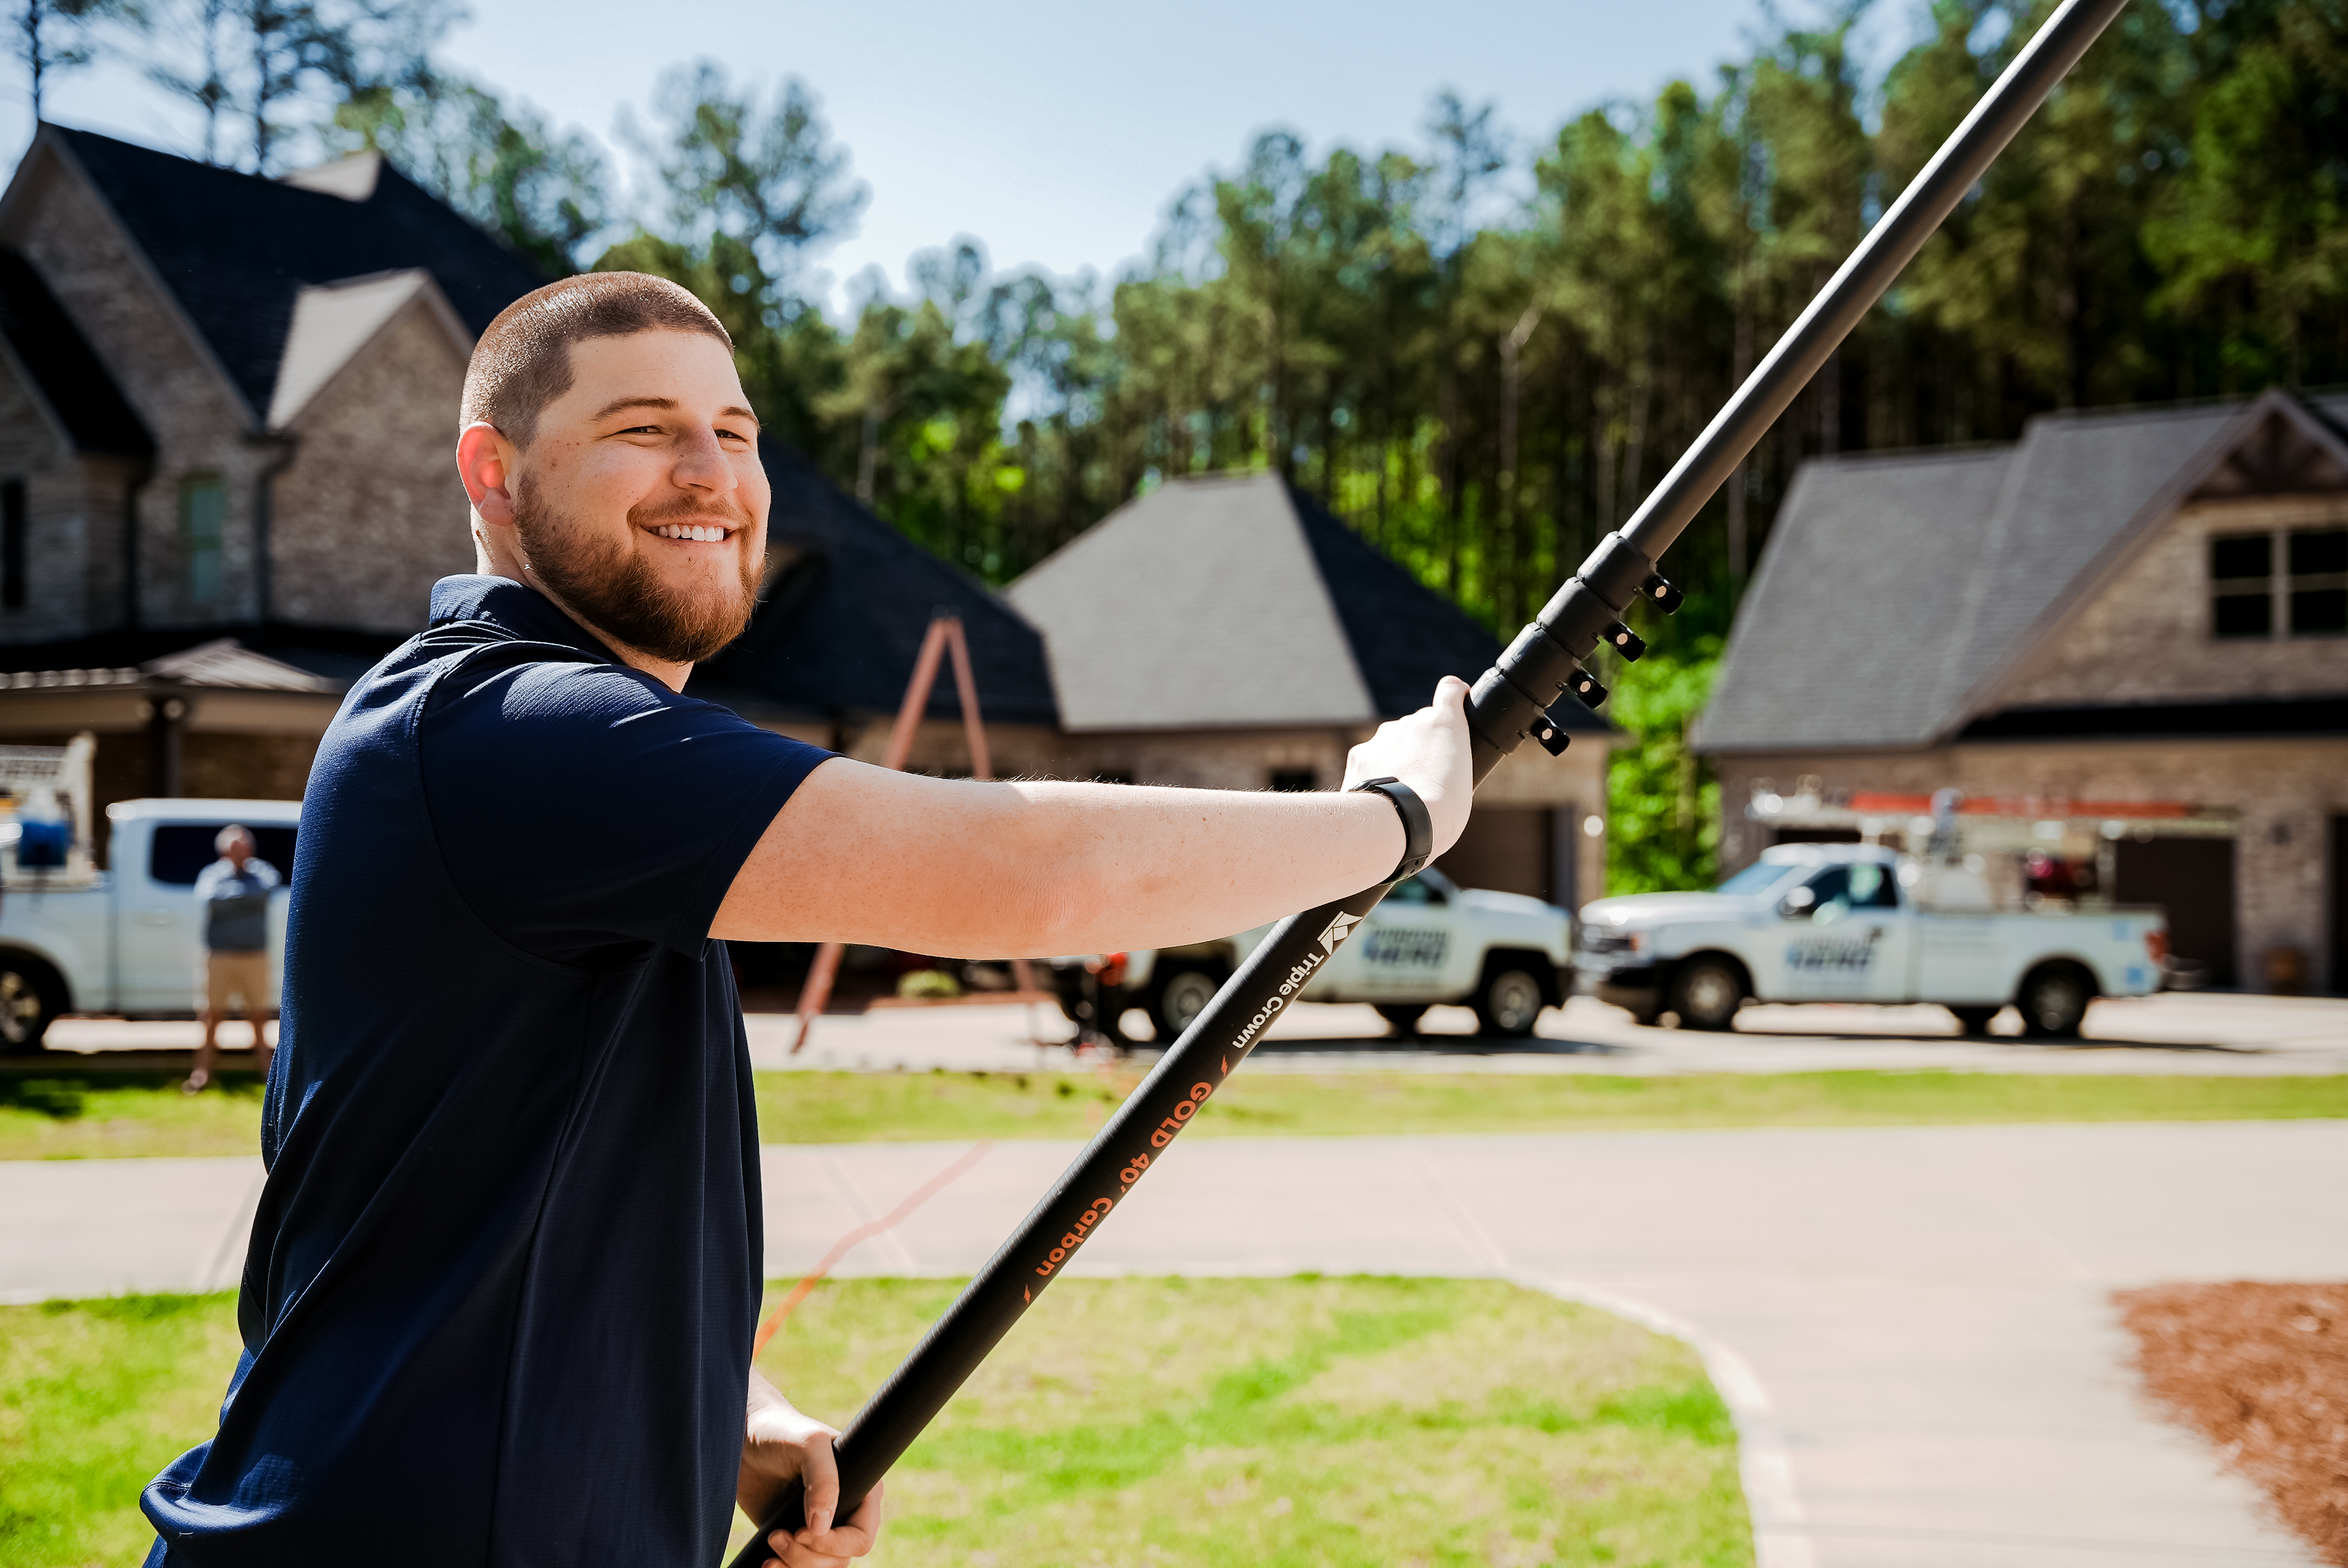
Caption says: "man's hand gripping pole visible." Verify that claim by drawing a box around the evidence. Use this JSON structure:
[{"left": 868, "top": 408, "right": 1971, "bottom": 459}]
[{"left": 728, "top": 2, "right": 2130, "bottom": 1558}]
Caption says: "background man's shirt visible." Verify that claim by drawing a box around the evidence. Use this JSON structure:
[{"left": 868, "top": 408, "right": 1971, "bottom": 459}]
[
  {"left": 192, "top": 857, "right": 280, "bottom": 953},
  {"left": 142, "top": 576, "right": 831, "bottom": 1567}
]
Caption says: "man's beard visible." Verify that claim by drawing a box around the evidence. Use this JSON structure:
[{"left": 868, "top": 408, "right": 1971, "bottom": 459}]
[{"left": 512, "top": 480, "right": 760, "bottom": 666}]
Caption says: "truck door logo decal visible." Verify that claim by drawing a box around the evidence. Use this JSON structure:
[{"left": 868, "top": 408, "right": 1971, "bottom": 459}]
[
  {"left": 1317, "top": 912, "right": 1363, "bottom": 953},
  {"left": 1359, "top": 927, "right": 1448, "bottom": 966},
  {"left": 1785, "top": 927, "right": 1885, "bottom": 973}
]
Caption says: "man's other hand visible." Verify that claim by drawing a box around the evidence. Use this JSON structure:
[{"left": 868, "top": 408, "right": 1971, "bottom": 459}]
[
  {"left": 1340, "top": 675, "right": 1474, "bottom": 859},
  {"left": 740, "top": 1375, "right": 882, "bottom": 1567}
]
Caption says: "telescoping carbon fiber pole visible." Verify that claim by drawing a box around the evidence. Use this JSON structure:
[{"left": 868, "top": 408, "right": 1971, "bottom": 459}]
[{"left": 730, "top": 1, "right": 2128, "bottom": 1556}]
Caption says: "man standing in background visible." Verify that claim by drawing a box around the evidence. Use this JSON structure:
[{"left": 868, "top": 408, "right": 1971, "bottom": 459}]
[{"left": 184, "top": 825, "right": 277, "bottom": 1093}]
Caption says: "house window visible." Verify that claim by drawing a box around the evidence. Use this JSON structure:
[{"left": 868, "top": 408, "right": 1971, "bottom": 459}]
[
  {"left": 2211, "top": 525, "right": 2348, "bottom": 639},
  {"left": 179, "top": 474, "right": 225, "bottom": 606},
  {"left": 1269, "top": 768, "right": 1317, "bottom": 792},
  {"left": 1, "top": 479, "right": 23, "bottom": 610},
  {"left": 2210, "top": 533, "right": 2272, "bottom": 638},
  {"left": 2289, "top": 527, "right": 2347, "bottom": 635}
]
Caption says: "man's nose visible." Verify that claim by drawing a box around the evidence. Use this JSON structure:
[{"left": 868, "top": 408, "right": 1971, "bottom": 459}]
[{"left": 671, "top": 426, "right": 734, "bottom": 493}]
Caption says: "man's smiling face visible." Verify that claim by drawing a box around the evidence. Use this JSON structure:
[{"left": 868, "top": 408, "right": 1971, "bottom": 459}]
[{"left": 497, "top": 329, "right": 772, "bottom": 666}]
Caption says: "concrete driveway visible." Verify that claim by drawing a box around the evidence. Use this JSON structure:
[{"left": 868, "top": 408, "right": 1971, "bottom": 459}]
[{"left": 6, "top": 1118, "right": 2341, "bottom": 1565}]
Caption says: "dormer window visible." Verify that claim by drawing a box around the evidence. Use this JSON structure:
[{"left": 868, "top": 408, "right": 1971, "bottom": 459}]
[{"left": 2211, "top": 525, "right": 2347, "bottom": 638}]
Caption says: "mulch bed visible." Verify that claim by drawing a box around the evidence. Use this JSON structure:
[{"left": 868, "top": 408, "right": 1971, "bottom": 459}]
[{"left": 2117, "top": 1282, "right": 2348, "bottom": 1565}]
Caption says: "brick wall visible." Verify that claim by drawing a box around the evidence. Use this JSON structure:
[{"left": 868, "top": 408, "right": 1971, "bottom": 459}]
[
  {"left": 2, "top": 148, "right": 271, "bottom": 635},
  {"left": 1996, "top": 494, "right": 2348, "bottom": 709},
  {"left": 271, "top": 298, "right": 472, "bottom": 632}
]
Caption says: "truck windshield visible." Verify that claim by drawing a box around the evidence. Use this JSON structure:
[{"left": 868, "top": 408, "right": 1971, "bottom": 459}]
[{"left": 1716, "top": 862, "right": 1797, "bottom": 896}]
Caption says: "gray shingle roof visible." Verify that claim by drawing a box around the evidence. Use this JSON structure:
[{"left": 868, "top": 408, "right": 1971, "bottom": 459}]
[
  {"left": 1693, "top": 393, "right": 2346, "bottom": 754},
  {"left": 1008, "top": 474, "right": 1376, "bottom": 731},
  {"left": 1006, "top": 472, "right": 1571, "bottom": 733},
  {"left": 43, "top": 125, "right": 543, "bottom": 422}
]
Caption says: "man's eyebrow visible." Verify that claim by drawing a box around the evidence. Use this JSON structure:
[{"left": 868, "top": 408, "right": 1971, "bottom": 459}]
[
  {"left": 589, "top": 395, "right": 760, "bottom": 429},
  {"left": 591, "top": 395, "right": 678, "bottom": 420}
]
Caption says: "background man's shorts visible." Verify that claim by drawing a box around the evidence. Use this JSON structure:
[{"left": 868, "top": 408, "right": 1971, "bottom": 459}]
[{"left": 200, "top": 951, "right": 271, "bottom": 1014}]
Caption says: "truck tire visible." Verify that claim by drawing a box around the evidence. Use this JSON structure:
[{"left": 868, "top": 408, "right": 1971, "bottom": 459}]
[
  {"left": 1472, "top": 963, "right": 1547, "bottom": 1038},
  {"left": 0, "top": 953, "right": 64, "bottom": 1054},
  {"left": 1670, "top": 956, "right": 1747, "bottom": 1031},
  {"left": 1948, "top": 1005, "right": 2000, "bottom": 1036},
  {"left": 2016, "top": 963, "right": 2092, "bottom": 1039},
  {"left": 1148, "top": 966, "right": 1225, "bottom": 1041},
  {"left": 1374, "top": 1004, "right": 1428, "bottom": 1036}
]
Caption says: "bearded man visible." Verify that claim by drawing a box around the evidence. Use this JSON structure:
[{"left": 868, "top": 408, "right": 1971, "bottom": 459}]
[{"left": 140, "top": 272, "right": 1470, "bottom": 1568}]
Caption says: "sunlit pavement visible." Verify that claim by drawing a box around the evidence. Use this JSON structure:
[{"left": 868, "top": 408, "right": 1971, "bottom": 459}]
[
  {"left": 35, "top": 990, "right": 2348, "bottom": 1077},
  {"left": 7, "top": 1121, "right": 2340, "bottom": 1566}
]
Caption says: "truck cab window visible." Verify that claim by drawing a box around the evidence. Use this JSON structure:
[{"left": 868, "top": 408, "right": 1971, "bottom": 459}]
[
  {"left": 149, "top": 824, "right": 297, "bottom": 884},
  {"left": 1804, "top": 862, "right": 1899, "bottom": 920}
]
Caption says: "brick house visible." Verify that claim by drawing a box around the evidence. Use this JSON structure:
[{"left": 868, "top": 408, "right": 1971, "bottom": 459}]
[
  {"left": 0, "top": 126, "right": 1060, "bottom": 854},
  {"left": 1695, "top": 390, "right": 2348, "bottom": 993},
  {"left": 0, "top": 124, "right": 543, "bottom": 831}
]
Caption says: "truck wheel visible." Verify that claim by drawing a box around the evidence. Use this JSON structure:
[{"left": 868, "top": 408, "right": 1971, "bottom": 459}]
[
  {"left": 1149, "top": 966, "right": 1224, "bottom": 1041},
  {"left": 1670, "top": 957, "right": 1746, "bottom": 1031},
  {"left": 1948, "top": 1005, "right": 2000, "bottom": 1036},
  {"left": 1473, "top": 966, "right": 1546, "bottom": 1038},
  {"left": 2016, "top": 964, "right": 2092, "bottom": 1039},
  {"left": 0, "top": 953, "right": 64, "bottom": 1054},
  {"left": 1373, "top": 1004, "right": 1428, "bottom": 1036}
]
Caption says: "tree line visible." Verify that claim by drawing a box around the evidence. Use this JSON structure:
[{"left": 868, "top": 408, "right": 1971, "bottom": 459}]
[{"left": 17, "top": 0, "right": 2345, "bottom": 891}]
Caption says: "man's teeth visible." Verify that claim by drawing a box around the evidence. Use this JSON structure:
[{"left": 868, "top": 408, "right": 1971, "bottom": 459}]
[{"left": 652, "top": 524, "right": 732, "bottom": 541}]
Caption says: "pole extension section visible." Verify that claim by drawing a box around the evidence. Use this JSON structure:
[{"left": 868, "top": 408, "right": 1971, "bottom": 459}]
[{"left": 729, "top": 1, "right": 2128, "bottom": 1557}]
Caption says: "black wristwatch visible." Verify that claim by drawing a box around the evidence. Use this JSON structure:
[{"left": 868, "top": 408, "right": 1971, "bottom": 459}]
[{"left": 1352, "top": 776, "right": 1434, "bottom": 883}]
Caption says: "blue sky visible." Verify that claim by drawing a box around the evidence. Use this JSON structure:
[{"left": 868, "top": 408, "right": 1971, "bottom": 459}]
[{"left": 12, "top": 0, "right": 1929, "bottom": 314}]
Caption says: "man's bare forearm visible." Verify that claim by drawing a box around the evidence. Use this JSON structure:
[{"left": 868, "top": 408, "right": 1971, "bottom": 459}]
[
  {"left": 711, "top": 769, "right": 1408, "bottom": 956},
  {"left": 712, "top": 679, "right": 1473, "bottom": 956}
]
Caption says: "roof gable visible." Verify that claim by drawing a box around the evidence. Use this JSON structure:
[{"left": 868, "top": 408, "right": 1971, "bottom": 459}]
[
  {"left": 0, "top": 245, "right": 153, "bottom": 458},
  {"left": 690, "top": 438, "right": 1060, "bottom": 727},
  {"left": 2180, "top": 386, "right": 2348, "bottom": 501},
  {"left": 37, "top": 125, "right": 540, "bottom": 422},
  {"left": 266, "top": 269, "right": 469, "bottom": 429},
  {"left": 1006, "top": 473, "right": 1376, "bottom": 731}
]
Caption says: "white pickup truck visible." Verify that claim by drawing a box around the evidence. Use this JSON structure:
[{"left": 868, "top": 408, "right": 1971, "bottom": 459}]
[
  {"left": 1574, "top": 843, "right": 2167, "bottom": 1036},
  {"left": 0, "top": 798, "right": 298, "bottom": 1051},
  {"left": 1051, "top": 866, "right": 1575, "bottom": 1043}
]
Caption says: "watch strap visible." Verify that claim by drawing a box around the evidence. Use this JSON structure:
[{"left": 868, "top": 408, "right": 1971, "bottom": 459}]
[{"left": 1351, "top": 776, "right": 1434, "bottom": 883}]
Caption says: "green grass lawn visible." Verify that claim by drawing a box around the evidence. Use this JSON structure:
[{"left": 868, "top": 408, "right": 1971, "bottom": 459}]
[
  {"left": 749, "top": 1067, "right": 2348, "bottom": 1143},
  {"left": 745, "top": 1276, "right": 1750, "bottom": 1567},
  {"left": 5, "top": 1065, "right": 2347, "bottom": 1159},
  {"left": 0, "top": 1292, "right": 241, "bottom": 1568},
  {"left": 0, "top": 1071, "right": 269, "bottom": 1160},
  {"left": 0, "top": 1279, "right": 1745, "bottom": 1568}
]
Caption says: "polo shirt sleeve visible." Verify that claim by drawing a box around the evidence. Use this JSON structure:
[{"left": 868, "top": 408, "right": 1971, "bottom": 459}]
[{"left": 419, "top": 656, "right": 833, "bottom": 961}]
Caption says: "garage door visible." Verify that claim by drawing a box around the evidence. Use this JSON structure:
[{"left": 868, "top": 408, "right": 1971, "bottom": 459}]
[
  {"left": 1438, "top": 806, "right": 1555, "bottom": 902},
  {"left": 2114, "top": 835, "right": 2238, "bottom": 987}
]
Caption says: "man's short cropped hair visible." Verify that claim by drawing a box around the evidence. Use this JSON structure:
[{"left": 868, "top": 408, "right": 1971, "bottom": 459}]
[
  {"left": 461, "top": 273, "right": 733, "bottom": 449},
  {"left": 216, "top": 824, "right": 251, "bottom": 855}
]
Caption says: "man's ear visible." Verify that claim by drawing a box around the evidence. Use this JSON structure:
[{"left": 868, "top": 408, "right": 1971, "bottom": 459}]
[{"left": 457, "top": 422, "right": 518, "bottom": 528}]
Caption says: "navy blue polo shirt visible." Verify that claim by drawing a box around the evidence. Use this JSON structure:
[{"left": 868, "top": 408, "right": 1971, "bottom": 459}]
[{"left": 143, "top": 576, "right": 831, "bottom": 1567}]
